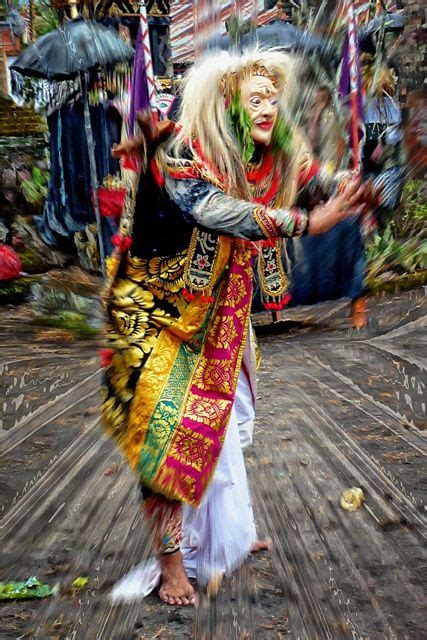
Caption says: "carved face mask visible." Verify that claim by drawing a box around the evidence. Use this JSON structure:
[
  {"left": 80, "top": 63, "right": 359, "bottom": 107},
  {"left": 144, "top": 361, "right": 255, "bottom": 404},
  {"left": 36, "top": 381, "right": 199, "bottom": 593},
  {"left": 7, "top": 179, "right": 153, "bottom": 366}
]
[{"left": 240, "top": 75, "right": 279, "bottom": 146}]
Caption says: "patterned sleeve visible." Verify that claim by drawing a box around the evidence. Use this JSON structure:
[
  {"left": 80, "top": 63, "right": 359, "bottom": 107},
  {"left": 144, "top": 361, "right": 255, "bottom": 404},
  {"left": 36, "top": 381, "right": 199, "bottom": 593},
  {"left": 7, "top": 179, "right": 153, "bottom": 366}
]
[{"left": 164, "top": 175, "right": 309, "bottom": 240}]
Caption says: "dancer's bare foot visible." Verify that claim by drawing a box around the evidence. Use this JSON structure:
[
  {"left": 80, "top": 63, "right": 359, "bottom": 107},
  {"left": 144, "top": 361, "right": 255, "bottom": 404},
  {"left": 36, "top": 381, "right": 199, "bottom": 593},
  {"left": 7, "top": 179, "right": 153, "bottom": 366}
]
[
  {"left": 159, "top": 551, "right": 196, "bottom": 606},
  {"left": 251, "top": 539, "right": 272, "bottom": 553}
]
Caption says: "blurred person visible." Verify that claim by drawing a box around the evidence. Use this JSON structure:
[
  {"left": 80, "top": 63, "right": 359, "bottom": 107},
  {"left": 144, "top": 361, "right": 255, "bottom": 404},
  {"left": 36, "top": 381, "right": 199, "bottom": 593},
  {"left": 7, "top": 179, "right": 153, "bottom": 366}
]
[
  {"left": 102, "top": 50, "right": 378, "bottom": 606},
  {"left": 308, "top": 85, "right": 345, "bottom": 172},
  {"left": 291, "top": 84, "right": 368, "bottom": 329},
  {"left": 361, "top": 56, "right": 404, "bottom": 234}
]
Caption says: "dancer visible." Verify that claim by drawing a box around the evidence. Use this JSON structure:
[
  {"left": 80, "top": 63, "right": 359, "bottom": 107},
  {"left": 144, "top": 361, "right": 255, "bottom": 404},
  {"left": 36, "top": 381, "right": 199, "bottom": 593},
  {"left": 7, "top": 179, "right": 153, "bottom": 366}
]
[{"left": 102, "top": 50, "right": 377, "bottom": 606}]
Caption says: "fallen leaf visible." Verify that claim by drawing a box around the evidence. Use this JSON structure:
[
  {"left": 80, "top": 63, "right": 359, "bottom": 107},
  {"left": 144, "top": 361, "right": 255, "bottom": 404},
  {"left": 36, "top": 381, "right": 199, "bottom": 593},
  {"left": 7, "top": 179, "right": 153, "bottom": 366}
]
[
  {"left": 340, "top": 487, "right": 364, "bottom": 511},
  {"left": 71, "top": 576, "right": 89, "bottom": 590}
]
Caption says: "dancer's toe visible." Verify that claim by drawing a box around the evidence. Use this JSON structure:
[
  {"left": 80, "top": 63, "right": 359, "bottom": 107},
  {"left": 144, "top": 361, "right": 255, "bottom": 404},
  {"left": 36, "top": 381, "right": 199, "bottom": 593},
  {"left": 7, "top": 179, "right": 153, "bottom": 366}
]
[
  {"left": 250, "top": 539, "right": 272, "bottom": 553},
  {"left": 159, "top": 551, "right": 196, "bottom": 606}
]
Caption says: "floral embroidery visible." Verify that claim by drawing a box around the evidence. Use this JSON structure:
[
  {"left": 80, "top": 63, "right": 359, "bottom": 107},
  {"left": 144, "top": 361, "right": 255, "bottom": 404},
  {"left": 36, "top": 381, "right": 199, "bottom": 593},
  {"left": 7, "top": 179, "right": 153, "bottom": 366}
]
[
  {"left": 224, "top": 272, "right": 247, "bottom": 307},
  {"left": 195, "top": 253, "right": 210, "bottom": 270},
  {"left": 126, "top": 252, "right": 187, "bottom": 305},
  {"left": 186, "top": 393, "right": 232, "bottom": 429},
  {"left": 183, "top": 229, "right": 220, "bottom": 294},
  {"left": 193, "top": 356, "right": 234, "bottom": 395},
  {"left": 207, "top": 314, "right": 239, "bottom": 350},
  {"left": 103, "top": 237, "right": 252, "bottom": 506},
  {"left": 169, "top": 427, "right": 213, "bottom": 472},
  {"left": 258, "top": 239, "right": 289, "bottom": 297}
]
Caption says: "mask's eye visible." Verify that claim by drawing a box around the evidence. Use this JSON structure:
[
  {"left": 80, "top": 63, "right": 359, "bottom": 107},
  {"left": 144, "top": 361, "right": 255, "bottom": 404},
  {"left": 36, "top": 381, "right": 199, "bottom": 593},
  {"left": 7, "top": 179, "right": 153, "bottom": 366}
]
[
  {"left": 269, "top": 97, "right": 278, "bottom": 107},
  {"left": 250, "top": 97, "right": 262, "bottom": 107}
]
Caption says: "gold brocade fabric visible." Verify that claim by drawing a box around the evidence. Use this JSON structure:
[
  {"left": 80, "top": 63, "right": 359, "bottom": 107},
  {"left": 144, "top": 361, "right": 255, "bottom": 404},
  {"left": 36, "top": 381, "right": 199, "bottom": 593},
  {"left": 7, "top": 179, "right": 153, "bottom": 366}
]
[
  {"left": 101, "top": 251, "right": 188, "bottom": 447},
  {"left": 101, "top": 239, "right": 232, "bottom": 469}
]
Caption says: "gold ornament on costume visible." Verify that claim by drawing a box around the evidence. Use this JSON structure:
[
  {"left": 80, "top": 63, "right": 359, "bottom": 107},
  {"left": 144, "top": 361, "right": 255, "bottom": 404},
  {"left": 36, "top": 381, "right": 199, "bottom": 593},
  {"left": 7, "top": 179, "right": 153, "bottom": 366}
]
[
  {"left": 251, "top": 64, "right": 278, "bottom": 86},
  {"left": 220, "top": 64, "right": 277, "bottom": 97}
]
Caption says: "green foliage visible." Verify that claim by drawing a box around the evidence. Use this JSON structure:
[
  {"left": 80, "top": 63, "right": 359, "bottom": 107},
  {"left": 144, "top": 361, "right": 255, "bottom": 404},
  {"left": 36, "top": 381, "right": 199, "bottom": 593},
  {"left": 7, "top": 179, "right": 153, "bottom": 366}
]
[
  {"left": 392, "top": 179, "right": 427, "bottom": 239},
  {"left": 30, "top": 283, "right": 103, "bottom": 337},
  {"left": 227, "top": 91, "right": 255, "bottom": 164},
  {"left": 271, "top": 116, "right": 293, "bottom": 155},
  {"left": 18, "top": 245, "right": 47, "bottom": 274},
  {"left": 0, "top": 577, "right": 58, "bottom": 600},
  {"left": 0, "top": 275, "right": 40, "bottom": 304},
  {"left": 367, "top": 179, "right": 426, "bottom": 282},
  {"left": 34, "top": 1, "right": 59, "bottom": 38},
  {"left": 34, "top": 312, "right": 100, "bottom": 337},
  {"left": 20, "top": 166, "right": 49, "bottom": 206},
  {"left": 366, "top": 225, "right": 427, "bottom": 280}
]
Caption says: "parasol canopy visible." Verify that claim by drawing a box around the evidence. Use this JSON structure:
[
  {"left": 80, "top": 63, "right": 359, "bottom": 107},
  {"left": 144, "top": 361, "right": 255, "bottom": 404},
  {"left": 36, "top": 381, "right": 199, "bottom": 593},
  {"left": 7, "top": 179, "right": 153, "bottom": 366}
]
[
  {"left": 218, "top": 19, "right": 338, "bottom": 69},
  {"left": 10, "top": 17, "right": 134, "bottom": 80},
  {"left": 360, "top": 12, "right": 404, "bottom": 39},
  {"left": 359, "top": 13, "right": 405, "bottom": 54}
]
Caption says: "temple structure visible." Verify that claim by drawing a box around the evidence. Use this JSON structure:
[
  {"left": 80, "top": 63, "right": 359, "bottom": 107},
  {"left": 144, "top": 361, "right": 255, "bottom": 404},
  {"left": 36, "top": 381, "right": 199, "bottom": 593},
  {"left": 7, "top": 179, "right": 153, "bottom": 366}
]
[{"left": 0, "top": 0, "right": 23, "bottom": 95}]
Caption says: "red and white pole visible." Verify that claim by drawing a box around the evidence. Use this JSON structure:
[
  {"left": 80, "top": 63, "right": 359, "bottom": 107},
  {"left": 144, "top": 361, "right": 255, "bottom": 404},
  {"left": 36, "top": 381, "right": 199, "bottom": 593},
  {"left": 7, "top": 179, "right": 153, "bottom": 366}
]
[
  {"left": 345, "top": 0, "right": 362, "bottom": 172},
  {"left": 139, "top": 1, "right": 157, "bottom": 118}
]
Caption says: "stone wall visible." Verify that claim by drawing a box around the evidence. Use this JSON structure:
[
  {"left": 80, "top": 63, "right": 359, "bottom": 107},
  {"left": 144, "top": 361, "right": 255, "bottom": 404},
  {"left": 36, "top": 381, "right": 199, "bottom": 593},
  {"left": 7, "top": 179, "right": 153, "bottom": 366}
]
[
  {"left": 0, "top": 96, "right": 47, "bottom": 136},
  {"left": 399, "top": 1, "right": 426, "bottom": 178}
]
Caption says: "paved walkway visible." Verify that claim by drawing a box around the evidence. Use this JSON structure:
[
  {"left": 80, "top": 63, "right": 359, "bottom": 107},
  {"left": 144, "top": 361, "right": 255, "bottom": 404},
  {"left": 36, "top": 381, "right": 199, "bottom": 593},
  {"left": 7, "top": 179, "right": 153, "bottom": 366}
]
[{"left": 0, "top": 289, "right": 425, "bottom": 639}]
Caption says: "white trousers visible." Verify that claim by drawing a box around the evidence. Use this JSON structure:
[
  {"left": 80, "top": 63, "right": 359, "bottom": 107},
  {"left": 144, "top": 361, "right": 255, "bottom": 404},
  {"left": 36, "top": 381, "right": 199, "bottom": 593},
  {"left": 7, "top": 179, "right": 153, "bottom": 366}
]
[{"left": 111, "top": 338, "right": 257, "bottom": 603}]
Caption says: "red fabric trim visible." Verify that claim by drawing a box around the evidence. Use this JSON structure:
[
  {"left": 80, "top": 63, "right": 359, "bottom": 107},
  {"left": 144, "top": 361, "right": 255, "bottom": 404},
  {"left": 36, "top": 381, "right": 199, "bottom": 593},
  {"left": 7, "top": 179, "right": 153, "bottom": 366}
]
[
  {"left": 168, "top": 167, "right": 201, "bottom": 181},
  {"left": 98, "top": 186, "right": 127, "bottom": 218},
  {"left": 298, "top": 160, "right": 320, "bottom": 189},
  {"left": 246, "top": 151, "right": 275, "bottom": 182},
  {"left": 254, "top": 170, "right": 281, "bottom": 205},
  {"left": 121, "top": 151, "right": 141, "bottom": 173},
  {"left": 192, "top": 139, "right": 224, "bottom": 186},
  {"left": 150, "top": 158, "right": 165, "bottom": 187}
]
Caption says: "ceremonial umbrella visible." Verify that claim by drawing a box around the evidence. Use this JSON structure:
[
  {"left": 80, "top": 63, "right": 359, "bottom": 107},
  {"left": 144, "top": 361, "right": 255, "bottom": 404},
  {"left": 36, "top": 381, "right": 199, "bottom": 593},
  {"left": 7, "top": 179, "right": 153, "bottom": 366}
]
[
  {"left": 10, "top": 17, "right": 134, "bottom": 276},
  {"left": 359, "top": 12, "right": 405, "bottom": 54},
  {"left": 219, "top": 19, "right": 338, "bottom": 71},
  {"left": 361, "top": 12, "right": 404, "bottom": 38}
]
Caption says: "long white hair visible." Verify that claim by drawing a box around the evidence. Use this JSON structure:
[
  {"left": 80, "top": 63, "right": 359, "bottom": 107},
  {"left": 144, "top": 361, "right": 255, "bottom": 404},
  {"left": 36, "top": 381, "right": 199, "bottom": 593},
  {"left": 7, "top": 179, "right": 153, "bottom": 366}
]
[{"left": 168, "top": 49, "right": 312, "bottom": 207}]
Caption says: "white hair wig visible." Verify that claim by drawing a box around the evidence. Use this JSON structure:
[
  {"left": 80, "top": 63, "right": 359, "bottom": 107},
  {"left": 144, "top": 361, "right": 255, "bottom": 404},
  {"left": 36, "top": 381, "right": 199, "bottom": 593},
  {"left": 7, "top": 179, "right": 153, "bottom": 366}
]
[{"left": 169, "top": 48, "right": 312, "bottom": 206}]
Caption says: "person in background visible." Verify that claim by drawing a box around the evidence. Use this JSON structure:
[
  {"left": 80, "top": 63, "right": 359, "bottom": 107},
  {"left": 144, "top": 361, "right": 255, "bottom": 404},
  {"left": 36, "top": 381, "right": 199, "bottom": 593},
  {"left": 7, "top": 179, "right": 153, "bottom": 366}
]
[
  {"left": 308, "top": 85, "right": 345, "bottom": 173},
  {"left": 293, "top": 84, "right": 369, "bottom": 329},
  {"left": 362, "top": 56, "right": 404, "bottom": 234}
]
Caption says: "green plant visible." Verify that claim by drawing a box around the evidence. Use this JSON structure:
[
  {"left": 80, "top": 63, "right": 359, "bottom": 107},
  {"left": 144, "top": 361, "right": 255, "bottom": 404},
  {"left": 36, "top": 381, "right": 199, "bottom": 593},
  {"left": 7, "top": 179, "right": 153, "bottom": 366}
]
[
  {"left": 34, "top": 0, "right": 59, "bottom": 38},
  {"left": 20, "top": 166, "right": 48, "bottom": 206},
  {"left": 366, "top": 224, "right": 427, "bottom": 279},
  {"left": 392, "top": 179, "right": 427, "bottom": 239},
  {"left": 0, "top": 275, "right": 41, "bottom": 304},
  {"left": 33, "top": 312, "right": 100, "bottom": 338}
]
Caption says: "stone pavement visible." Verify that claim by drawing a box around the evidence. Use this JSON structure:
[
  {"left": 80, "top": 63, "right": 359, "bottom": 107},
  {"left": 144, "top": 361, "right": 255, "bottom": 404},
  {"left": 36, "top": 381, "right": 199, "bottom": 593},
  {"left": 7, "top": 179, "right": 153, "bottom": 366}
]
[{"left": 0, "top": 289, "right": 425, "bottom": 639}]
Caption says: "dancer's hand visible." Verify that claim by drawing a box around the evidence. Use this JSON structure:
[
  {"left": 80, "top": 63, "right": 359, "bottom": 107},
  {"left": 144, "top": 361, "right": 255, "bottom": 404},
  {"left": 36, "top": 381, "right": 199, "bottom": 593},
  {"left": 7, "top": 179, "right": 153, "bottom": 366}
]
[
  {"left": 112, "top": 111, "right": 175, "bottom": 160},
  {"left": 357, "top": 180, "right": 384, "bottom": 216},
  {"left": 308, "top": 177, "right": 365, "bottom": 235}
]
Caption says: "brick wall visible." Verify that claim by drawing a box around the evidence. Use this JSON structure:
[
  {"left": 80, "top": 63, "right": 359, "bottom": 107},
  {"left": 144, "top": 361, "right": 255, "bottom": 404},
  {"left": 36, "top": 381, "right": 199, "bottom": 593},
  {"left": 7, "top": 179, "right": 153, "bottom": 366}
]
[{"left": 0, "top": 96, "right": 47, "bottom": 137}]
